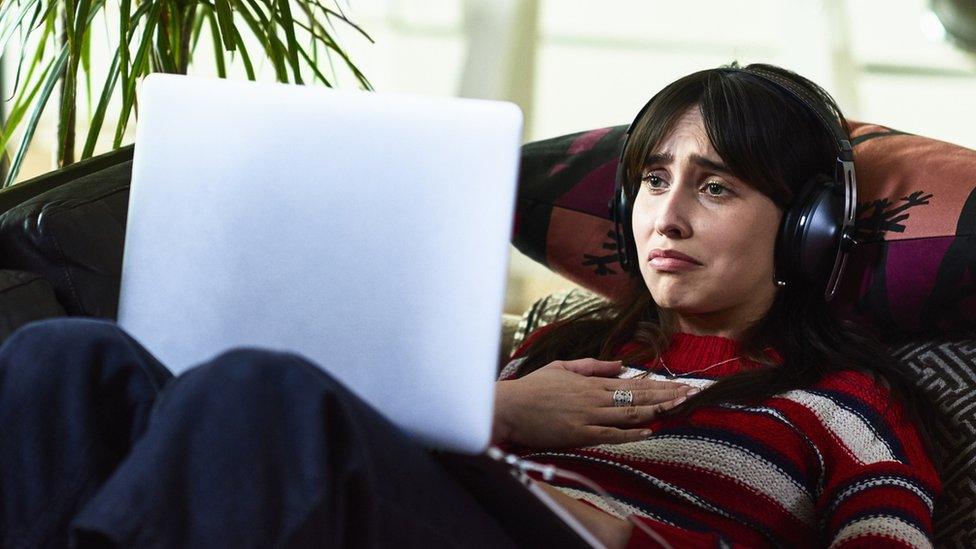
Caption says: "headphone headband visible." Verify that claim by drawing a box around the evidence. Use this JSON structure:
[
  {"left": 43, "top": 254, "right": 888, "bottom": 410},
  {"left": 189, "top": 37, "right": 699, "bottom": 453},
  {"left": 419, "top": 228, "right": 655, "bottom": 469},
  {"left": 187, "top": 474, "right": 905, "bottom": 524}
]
[{"left": 737, "top": 67, "right": 854, "bottom": 162}]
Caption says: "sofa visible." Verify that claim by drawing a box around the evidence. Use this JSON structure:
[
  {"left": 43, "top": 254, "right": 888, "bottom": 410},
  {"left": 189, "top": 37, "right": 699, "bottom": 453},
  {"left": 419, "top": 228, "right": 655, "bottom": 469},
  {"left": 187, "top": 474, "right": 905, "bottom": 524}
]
[{"left": 0, "top": 145, "right": 972, "bottom": 547}]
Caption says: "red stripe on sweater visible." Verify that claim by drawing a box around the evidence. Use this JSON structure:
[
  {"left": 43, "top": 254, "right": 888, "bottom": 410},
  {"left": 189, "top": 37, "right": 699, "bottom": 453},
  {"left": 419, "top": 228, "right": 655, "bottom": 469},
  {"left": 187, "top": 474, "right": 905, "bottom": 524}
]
[
  {"left": 537, "top": 450, "right": 809, "bottom": 545},
  {"left": 660, "top": 406, "right": 819, "bottom": 482}
]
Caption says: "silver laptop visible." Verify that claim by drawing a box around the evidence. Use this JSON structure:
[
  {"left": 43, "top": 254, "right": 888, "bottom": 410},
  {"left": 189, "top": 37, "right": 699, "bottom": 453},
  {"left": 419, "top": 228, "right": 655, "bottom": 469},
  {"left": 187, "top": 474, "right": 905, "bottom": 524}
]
[
  {"left": 121, "top": 75, "right": 604, "bottom": 547},
  {"left": 118, "top": 74, "right": 522, "bottom": 454}
]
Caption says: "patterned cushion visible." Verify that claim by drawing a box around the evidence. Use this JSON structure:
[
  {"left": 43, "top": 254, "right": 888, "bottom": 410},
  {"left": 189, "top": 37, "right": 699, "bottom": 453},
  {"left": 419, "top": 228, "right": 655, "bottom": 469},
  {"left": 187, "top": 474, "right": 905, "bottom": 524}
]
[
  {"left": 891, "top": 339, "right": 976, "bottom": 547},
  {"left": 513, "top": 289, "right": 976, "bottom": 547},
  {"left": 514, "top": 122, "right": 976, "bottom": 335}
]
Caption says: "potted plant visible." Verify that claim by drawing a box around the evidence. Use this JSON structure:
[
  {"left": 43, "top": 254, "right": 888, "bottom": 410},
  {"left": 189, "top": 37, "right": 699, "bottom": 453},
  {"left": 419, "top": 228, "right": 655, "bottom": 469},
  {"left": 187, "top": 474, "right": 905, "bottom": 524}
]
[{"left": 0, "top": 0, "right": 372, "bottom": 187}]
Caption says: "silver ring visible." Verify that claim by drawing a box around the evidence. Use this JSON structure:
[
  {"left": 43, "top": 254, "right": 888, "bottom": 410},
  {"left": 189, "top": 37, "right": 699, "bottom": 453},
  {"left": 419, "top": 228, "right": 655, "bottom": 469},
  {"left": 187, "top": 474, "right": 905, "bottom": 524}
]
[{"left": 612, "top": 389, "right": 634, "bottom": 407}]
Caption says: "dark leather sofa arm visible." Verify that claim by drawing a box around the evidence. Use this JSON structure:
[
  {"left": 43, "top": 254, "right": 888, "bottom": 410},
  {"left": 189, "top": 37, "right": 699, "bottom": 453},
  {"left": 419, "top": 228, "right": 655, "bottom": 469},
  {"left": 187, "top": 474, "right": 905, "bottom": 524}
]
[
  {"left": 0, "top": 270, "right": 66, "bottom": 340},
  {"left": 0, "top": 146, "right": 133, "bottom": 216},
  {"left": 0, "top": 146, "right": 134, "bottom": 320}
]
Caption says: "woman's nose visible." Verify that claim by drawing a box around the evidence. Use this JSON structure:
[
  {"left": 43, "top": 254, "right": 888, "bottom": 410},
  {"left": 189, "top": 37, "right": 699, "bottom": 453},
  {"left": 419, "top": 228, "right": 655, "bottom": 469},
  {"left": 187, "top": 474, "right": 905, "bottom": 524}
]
[{"left": 653, "top": 185, "right": 693, "bottom": 239}]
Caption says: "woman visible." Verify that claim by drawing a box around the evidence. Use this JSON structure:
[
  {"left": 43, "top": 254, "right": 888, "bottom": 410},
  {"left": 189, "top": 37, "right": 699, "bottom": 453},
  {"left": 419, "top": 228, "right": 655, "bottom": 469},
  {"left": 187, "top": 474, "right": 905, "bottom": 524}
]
[
  {"left": 0, "top": 63, "right": 939, "bottom": 549},
  {"left": 492, "top": 63, "right": 941, "bottom": 547}
]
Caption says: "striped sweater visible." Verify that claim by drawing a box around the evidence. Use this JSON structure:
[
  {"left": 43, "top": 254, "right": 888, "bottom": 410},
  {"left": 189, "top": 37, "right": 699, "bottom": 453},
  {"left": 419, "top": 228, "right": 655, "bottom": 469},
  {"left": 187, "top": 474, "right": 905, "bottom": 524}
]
[{"left": 501, "top": 332, "right": 941, "bottom": 548}]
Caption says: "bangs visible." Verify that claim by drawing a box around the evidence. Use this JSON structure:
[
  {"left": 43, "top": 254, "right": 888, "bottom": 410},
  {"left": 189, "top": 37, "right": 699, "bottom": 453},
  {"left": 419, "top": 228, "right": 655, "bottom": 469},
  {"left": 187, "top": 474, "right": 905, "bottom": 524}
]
[{"left": 621, "top": 71, "right": 708, "bottom": 200}]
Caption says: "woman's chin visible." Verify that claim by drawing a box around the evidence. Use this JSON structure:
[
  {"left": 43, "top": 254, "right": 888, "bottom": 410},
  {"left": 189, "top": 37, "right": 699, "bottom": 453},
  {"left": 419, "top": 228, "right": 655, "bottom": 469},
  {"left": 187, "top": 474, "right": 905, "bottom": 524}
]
[
  {"left": 645, "top": 279, "right": 702, "bottom": 307},
  {"left": 649, "top": 293, "right": 702, "bottom": 312}
]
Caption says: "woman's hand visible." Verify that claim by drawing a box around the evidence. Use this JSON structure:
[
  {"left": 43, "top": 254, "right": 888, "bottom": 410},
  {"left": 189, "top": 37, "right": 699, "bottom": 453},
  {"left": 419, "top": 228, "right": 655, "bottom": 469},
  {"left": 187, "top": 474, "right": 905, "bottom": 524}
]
[
  {"left": 492, "top": 358, "right": 697, "bottom": 449},
  {"left": 535, "top": 481, "right": 634, "bottom": 549}
]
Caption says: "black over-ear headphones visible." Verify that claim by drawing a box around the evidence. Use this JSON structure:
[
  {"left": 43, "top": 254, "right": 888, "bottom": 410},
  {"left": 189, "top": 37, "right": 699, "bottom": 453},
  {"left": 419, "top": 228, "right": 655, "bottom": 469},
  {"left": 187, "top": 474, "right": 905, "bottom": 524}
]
[{"left": 608, "top": 67, "right": 858, "bottom": 301}]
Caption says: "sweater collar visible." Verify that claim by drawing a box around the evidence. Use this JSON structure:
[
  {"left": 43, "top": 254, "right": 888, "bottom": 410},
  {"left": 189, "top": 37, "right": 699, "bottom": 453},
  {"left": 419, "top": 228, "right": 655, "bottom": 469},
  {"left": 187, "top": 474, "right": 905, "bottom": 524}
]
[{"left": 645, "top": 332, "right": 781, "bottom": 378}]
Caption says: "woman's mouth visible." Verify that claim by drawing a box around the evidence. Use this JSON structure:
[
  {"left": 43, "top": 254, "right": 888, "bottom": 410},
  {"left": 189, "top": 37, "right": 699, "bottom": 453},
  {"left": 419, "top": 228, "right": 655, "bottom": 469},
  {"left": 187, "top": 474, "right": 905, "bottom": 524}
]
[{"left": 647, "top": 249, "right": 703, "bottom": 272}]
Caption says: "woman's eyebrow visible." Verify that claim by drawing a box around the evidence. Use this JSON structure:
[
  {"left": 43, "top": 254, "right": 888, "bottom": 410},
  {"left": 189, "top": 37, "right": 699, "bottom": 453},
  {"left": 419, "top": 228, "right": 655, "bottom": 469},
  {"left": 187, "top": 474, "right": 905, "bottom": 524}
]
[
  {"left": 643, "top": 153, "right": 731, "bottom": 176},
  {"left": 690, "top": 154, "right": 732, "bottom": 175},
  {"left": 643, "top": 152, "right": 672, "bottom": 166}
]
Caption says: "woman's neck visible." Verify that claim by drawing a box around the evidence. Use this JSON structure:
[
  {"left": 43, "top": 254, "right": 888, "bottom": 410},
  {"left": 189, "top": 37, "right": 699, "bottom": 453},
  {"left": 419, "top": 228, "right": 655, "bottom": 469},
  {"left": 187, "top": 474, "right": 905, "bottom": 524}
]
[
  {"left": 662, "top": 308, "right": 760, "bottom": 340},
  {"left": 656, "top": 280, "right": 778, "bottom": 340}
]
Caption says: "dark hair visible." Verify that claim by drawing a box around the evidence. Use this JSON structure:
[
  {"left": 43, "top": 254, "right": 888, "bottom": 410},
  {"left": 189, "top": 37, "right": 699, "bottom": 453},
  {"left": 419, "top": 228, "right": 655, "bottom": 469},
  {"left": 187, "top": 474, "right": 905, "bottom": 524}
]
[{"left": 514, "top": 63, "right": 940, "bottom": 463}]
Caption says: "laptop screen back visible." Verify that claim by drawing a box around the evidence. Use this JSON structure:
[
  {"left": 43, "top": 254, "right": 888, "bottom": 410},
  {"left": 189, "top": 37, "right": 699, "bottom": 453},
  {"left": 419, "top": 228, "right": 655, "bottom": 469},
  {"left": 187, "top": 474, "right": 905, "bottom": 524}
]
[{"left": 119, "top": 75, "right": 523, "bottom": 453}]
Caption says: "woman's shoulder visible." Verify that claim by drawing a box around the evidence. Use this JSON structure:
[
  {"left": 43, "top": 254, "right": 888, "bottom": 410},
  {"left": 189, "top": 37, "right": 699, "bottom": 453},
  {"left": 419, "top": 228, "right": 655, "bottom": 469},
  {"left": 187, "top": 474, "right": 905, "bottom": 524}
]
[
  {"left": 776, "top": 368, "right": 914, "bottom": 432},
  {"left": 809, "top": 368, "right": 893, "bottom": 401},
  {"left": 775, "top": 368, "right": 938, "bottom": 491}
]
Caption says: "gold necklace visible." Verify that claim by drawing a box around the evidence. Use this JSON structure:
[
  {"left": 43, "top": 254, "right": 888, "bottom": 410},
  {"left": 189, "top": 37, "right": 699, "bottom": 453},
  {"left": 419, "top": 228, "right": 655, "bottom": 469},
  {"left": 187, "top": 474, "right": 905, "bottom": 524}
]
[
  {"left": 632, "top": 347, "right": 774, "bottom": 380},
  {"left": 656, "top": 355, "right": 743, "bottom": 379}
]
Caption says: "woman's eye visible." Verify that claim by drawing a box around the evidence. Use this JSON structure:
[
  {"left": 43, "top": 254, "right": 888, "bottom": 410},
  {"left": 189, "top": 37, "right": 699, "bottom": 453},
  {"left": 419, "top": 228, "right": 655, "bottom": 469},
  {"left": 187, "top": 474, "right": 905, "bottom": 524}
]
[
  {"left": 703, "top": 182, "right": 729, "bottom": 196},
  {"left": 642, "top": 175, "right": 667, "bottom": 189}
]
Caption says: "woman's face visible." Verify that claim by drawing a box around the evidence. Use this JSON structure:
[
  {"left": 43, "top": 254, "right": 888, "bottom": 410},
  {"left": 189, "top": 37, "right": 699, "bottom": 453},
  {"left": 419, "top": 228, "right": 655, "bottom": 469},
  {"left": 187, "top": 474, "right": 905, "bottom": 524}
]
[{"left": 631, "top": 106, "right": 783, "bottom": 335}]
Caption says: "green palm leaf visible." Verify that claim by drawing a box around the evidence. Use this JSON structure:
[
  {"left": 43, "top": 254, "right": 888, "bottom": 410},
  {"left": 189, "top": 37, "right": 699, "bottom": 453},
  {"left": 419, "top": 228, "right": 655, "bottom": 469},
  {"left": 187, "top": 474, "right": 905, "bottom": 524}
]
[
  {"left": 114, "top": 0, "right": 163, "bottom": 148},
  {"left": 204, "top": 7, "right": 227, "bottom": 78},
  {"left": 0, "top": 0, "right": 42, "bottom": 58},
  {"left": 0, "top": 56, "right": 56, "bottom": 153},
  {"left": 230, "top": 23, "right": 256, "bottom": 80},
  {"left": 212, "top": 0, "right": 236, "bottom": 50},
  {"left": 273, "top": 0, "right": 303, "bottom": 83},
  {"left": 80, "top": 48, "right": 120, "bottom": 158},
  {"left": 4, "top": 43, "right": 68, "bottom": 188}
]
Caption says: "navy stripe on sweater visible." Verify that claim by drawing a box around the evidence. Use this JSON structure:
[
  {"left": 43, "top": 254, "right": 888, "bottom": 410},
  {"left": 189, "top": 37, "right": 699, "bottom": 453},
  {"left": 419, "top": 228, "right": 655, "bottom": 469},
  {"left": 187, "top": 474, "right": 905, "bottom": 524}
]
[
  {"left": 532, "top": 451, "right": 785, "bottom": 546},
  {"left": 661, "top": 425, "right": 812, "bottom": 493}
]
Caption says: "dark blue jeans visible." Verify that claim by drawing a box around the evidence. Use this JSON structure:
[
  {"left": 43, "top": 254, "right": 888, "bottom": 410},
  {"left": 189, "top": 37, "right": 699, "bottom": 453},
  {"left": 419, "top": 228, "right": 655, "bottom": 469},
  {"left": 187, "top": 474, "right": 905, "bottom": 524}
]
[{"left": 0, "top": 318, "right": 518, "bottom": 548}]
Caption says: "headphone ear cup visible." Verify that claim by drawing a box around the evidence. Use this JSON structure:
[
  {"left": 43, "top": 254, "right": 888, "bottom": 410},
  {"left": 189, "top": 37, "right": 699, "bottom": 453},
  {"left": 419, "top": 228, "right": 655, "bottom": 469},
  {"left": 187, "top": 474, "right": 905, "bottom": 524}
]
[
  {"left": 620, "top": 190, "right": 639, "bottom": 276},
  {"left": 611, "top": 163, "right": 639, "bottom": 277},
  {"left": 612, "top": 183, "right": 636, "bottom": 275},
  {"left": 777, "top": 174, "right": 845, "bottom": 289}
]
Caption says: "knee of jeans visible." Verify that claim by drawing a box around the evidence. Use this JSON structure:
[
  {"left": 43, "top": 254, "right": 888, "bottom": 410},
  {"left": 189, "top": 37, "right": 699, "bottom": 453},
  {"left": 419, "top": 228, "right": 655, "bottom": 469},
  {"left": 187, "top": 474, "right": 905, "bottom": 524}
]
[
  {"left": 0, "top": 318, "right": 140, "bottom": 405},
  {"left": 182, "top": 348, "right": 338, "bottom": 408},
  {"left": 0, "top": 317, "right": 128, "bottom": 360}
]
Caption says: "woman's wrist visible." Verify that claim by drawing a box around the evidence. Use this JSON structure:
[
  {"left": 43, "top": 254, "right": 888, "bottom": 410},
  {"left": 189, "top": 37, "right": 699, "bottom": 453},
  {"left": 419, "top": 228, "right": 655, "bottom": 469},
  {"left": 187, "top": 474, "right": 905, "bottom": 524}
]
[
  {"left": 535, "top": 482, "right": 634, "bottom": 549},
  {"left": 491, "top": 380, "right": 516, "bottom": 445}
]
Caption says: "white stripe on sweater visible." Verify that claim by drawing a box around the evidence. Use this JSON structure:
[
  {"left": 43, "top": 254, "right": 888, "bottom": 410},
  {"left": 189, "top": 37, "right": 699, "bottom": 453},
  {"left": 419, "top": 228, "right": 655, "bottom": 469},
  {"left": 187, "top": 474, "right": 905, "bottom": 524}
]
[
  {"left": 829, "top": 515, "right": 932, "bottom": 549},
  {"left": 528, "top": 452, "right": 733, "bottom": 520},
  {"left": 497, "top": 357, "right": 526, "bottom": 380},
  {"left": 552, "top": 486, "right": 652, "bottom": 521},
  {"left": 778, "top": 390, "right": 896, "bottom": 464},
  {"left": 589, "top": 437, "right": 815, "bottom": 525},
  {"left": 622, "top": 371, "right": 897, "bottom": 466}
]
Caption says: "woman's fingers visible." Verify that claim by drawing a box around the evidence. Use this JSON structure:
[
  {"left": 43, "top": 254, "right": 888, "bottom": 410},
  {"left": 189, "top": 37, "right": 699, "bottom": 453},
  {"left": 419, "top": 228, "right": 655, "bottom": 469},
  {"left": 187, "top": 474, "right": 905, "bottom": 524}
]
[
  {"left": 593, "top": 383, "right": 698, "bottom": 405},
  {"left": 629, "top": 386, "right": 698, "bottom": 405},
  {"left": 589, "top": 398, "right": 686, "bottom": 426},
  {"left": 581, "top": 425, "right": 657, "bottom": 446},
  {"left": 585, "top": 387, "right": 690, "bottom": 408},
  {"left": 559, "top": 358, "right": 624, "bottom": 378},
  {"left": 600, "top": 376, "right": 699, "bottom": 395}
]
